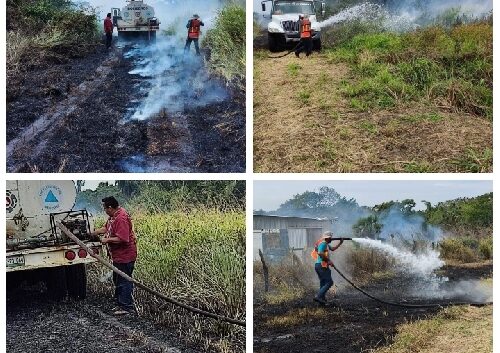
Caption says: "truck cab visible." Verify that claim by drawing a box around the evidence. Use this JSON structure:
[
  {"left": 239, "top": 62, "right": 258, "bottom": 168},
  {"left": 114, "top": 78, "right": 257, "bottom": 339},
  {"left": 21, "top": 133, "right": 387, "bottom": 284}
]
[
  {"left": 6, "top": 181, "right": 104, "bottom": 300},
  {"left": 262, "top": 0, "right": 325, "bottom": 52}
]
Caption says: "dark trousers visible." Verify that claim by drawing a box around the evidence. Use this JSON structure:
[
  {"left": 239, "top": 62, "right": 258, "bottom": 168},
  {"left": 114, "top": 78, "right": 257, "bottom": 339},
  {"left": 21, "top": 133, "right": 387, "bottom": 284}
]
[
  {"left": 184, "top": 37, "right": 200, "bottom": 55},
  {"left": 295, "top": 38, "right": 313, "bottom": 56},
  {"left": 106, "top": 32, "right": 112, "bottom": 49},
  {"left": 113, "top": 261, "right": 135, "bottom": 310},
  {"left": 315, "top": 263, "right": 333, "bottom": 299}
]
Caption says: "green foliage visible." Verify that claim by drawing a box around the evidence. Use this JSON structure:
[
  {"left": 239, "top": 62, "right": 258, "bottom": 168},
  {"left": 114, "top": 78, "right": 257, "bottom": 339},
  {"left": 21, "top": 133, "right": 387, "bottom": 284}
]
[
  {"left": 424, "top": 193, "right": 493, "bottom": 228},
  {"left": 202, "top": 3, "right": 245, "bottom": 87},
  {"left": 352, "top": 215, "right": 382, "bottom": 238},
  {"left": 77, "top": 181, "right": 245, "bottom": 214},
  {"left": 325, "top": 22, "right": 492, "bottom": 118}
]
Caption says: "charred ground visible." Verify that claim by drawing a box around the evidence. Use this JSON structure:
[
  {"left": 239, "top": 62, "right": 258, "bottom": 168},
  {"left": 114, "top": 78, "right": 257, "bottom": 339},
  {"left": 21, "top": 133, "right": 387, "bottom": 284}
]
[
  {"left": 7, "top": 43, "right": 245, "bottom": 173},
  {"left": 7, "top": 285, "right": 200, "bottom": 353},
  {"left": 254, "top": 262, "right": 492, "bottom": 353}
]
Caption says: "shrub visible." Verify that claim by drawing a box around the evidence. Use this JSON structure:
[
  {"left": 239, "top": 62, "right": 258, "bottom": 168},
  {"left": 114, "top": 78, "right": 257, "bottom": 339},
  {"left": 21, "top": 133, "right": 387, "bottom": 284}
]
[
  {"left": 439, "top": 238, "right": 479, "bottom": 263},
  {"left": 479, "top": 237, "right": 493, "bottom": 260},
  {"left": 203, "top": 3, "right": 245, "bottom": 87}
]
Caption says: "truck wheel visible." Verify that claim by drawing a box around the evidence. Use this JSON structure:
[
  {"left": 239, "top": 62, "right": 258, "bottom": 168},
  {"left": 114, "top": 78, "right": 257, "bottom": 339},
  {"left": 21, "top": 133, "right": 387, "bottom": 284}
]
[
  {"left": 313, "top": 39, "right": 322, "bottom": 51},
  {"left": 66, "top": 264, "right": 87, "bottom": 300},
  {"left": 46, "top": 267, "right": 67, "bottom": 300},
  {"left": 268, "top": 34, "right": 279, "bottom": 52}
]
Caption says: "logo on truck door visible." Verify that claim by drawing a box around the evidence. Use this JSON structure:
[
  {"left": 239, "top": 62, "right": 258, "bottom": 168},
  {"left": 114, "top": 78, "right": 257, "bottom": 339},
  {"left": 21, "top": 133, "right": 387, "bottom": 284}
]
[{"left": 39, "top": 185, "right": 62, "bottom": 211}]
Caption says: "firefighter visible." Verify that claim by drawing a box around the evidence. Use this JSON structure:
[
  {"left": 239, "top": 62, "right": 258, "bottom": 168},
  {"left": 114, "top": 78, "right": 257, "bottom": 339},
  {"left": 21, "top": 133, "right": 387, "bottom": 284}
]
[
  {"left": 295, "top": 14, "right": 313, "bottom": 58},
  {"left": 184, "top": 14, "right": 205, "bottom": 55},
  {"left": 311, "top": 231, "right": 344, "bottom": 305},
  {"left": 104, "top": 13, "right": 113, "bottom": 50},
  {"left": 91, "top": 196, "right": 137, "bottom": 315}
]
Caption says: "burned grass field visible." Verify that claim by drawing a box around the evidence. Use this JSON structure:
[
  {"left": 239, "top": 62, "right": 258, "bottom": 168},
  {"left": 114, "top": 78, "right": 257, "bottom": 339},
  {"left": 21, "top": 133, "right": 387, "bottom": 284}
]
[
  {"left": 254, "top": 257, "right": 492, "bottom": 353},
  {"left": 253, "top": 20, "right": 492, "bottom": 173},
  {"left": 6, "top": 1, "right": 245, "bottom": 173}
]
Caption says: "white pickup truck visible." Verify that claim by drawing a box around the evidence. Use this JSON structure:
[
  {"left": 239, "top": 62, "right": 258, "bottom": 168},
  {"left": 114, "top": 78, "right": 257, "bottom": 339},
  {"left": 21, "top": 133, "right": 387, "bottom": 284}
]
[
  {"left": 6, "top": 181, "right": 104, "bottom": 299},
  {"left": 261, "top": 0, "right": 325, "bottom": 51}
]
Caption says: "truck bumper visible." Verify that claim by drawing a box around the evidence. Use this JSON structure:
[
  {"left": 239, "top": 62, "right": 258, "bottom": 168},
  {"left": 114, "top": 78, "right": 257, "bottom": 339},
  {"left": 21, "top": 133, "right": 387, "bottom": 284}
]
[
  {"left": 283, "top": 31, "right": 321, "bottom": 42},
  {"left": 6, "top": 242, "right": 104, "bottom": 272}
]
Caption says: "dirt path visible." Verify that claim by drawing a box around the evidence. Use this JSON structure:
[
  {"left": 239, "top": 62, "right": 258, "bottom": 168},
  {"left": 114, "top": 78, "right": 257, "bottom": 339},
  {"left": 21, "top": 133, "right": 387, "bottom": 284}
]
[
  {"left": 253, "top": 49, "right": 492, "bottom": 173},
  {"left": 254, "top": 262, "right": 492, "bottom": 353},
  {"left": 7, "top": 289, "right": 200, "bottom": 353},
  {"left": 7, "top": 43, "right": 245, "bottom": 173}
]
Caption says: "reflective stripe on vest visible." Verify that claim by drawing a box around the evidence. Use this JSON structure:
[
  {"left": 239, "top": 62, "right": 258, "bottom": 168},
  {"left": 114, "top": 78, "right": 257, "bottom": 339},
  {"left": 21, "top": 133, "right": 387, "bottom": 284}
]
[
  {"left": 188, "top": 19, "right": 201, "bottom": 39},
  {"left": 300, "top": 19, "right": 312, "bottom": 39},
  {"left": 310, "top": 239, "right": 329, "bottom": 268}
]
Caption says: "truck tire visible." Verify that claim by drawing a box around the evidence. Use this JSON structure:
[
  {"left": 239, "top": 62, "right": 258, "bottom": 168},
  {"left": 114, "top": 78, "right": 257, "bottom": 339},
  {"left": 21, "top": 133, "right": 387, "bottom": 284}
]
[
  {"left": 46, "top": 267, "right": 67, "bottom": 300},
  {"left": 268, "top": 33, "right": 279, "bottom": 52},
  {"left": 313, "top": 39, "right": 322, "bottom": 51},
  {"left": 66, "top": 264, "right": 87, "bottom": 300}
]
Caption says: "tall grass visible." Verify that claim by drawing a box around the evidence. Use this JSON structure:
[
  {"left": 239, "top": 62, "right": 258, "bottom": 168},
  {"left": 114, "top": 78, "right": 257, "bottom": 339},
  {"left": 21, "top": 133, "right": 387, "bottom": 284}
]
[
  {"left": 202, "top": 3, "right": 245, "bottom": 89},
  {"left": 90, "top": 208, "right": 246, "bottom": 353},
  {"left": 326, "top": 21, "right": 492, "bottom": 118}
]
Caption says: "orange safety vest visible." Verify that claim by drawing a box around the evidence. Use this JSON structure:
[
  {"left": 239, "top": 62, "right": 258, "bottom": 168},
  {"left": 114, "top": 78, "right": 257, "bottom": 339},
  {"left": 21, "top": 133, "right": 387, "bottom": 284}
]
[
  {"left": 300, "top": 19, "right": 312, "bottom": 39},
  {"left": 311, "top": 239, "right": 329, "bottom": 268},
  {"left": 188, "top": 19, "right": 201, "bottom": 39}
]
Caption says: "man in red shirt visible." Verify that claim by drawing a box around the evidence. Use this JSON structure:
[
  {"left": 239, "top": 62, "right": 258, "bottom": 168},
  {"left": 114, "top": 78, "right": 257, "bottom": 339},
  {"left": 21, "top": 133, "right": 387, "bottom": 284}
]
[
  {"left": 91, "top": 196, "right": 137, "bottom": 315},
  {"left": 184, "top": 14, "right": 204, "bottom": 55},
  {"left": 104, "top": 13, "right": 113, "bottom": 49}
]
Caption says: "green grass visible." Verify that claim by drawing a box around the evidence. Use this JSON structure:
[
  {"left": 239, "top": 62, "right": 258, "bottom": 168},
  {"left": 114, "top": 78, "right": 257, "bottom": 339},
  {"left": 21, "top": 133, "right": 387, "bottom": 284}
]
[
  {"left": 287, "top": 63, "right": 301, "bottom": 77},
  {"left": 203, "top": 3, "right": 245, "bottom": 88},
  {"left": 298, "top": 89, "right": 311, "bottom": 105},
  {"left": 91, "top": 208, "right": 245, "bottom": 353},
  {"left": 325, "top": 22, "right": 492, "bottom": 119},
  {"left": 451, "top": 148, "right": 493, "bottom": 173}
]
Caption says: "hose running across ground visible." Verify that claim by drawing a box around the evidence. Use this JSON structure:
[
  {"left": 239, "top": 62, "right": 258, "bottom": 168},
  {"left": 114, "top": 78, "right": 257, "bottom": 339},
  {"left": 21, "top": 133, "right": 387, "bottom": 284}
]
[
  {"left": 332, "top": 263, "right": 492, "bottom": 308},
  {"left": 58, "top": 222, "right": 246, "bottom": 327},
  {"left": 268, "top": 42, "right": 301, "bottom": 58}
]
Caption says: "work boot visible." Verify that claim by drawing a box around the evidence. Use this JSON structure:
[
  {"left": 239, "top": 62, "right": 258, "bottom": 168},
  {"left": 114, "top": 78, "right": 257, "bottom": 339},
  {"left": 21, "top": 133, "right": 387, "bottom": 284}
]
[
  {"left": 295, "top": 52, "right": 300, "bottom": 58},
  {"left": 313, "top": 296, "right": 327, "bottom": 305}
]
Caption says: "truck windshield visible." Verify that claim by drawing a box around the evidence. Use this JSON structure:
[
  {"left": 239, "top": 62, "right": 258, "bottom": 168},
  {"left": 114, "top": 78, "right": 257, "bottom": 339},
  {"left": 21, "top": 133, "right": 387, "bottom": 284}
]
[{"left": 272, "top": 1, "right": 314, "bottom": 15}]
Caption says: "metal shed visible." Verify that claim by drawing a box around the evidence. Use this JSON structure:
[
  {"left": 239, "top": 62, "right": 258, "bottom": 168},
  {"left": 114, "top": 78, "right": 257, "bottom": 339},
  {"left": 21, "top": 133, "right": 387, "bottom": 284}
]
[{"left": 253, "top": 215, "right": 332, "bottom": 261}]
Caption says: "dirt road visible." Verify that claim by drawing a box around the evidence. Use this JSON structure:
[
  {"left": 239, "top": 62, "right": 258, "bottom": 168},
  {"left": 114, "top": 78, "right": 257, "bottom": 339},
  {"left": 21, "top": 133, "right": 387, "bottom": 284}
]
[
  {"left": 7, "top": 42, "right": 245, "bottom": 173},
  {"left": 254, "top": 262, "right": 493, "bottom": 353},
  {"left": 7, "top": 288, "right": 200, "bottom": 353}
]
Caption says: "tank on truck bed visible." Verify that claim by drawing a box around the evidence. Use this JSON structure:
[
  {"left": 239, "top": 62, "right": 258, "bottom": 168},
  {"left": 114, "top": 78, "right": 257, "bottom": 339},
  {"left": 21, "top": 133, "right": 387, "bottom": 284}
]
[
  {"left": 6, "top": 181, "right": 104, "bottom": 300},
  {"left": 111, "top": 0, "right": 160, "bottom": 41}
]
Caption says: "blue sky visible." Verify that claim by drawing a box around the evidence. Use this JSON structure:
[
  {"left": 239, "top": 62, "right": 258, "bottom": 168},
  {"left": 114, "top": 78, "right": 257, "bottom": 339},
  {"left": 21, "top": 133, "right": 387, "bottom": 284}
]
[{"left": 254, "top": 180, "right": 493, "bottom": 211}]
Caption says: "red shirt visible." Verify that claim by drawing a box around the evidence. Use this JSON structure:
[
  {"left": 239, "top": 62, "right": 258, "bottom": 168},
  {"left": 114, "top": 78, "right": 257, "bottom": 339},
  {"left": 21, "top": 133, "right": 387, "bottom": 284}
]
[
  {"left": 105, "top": 207, "right": 137, "bottom": 263},
  {"left": 104, "top": 18, "right": 113, "bottom": 34}
]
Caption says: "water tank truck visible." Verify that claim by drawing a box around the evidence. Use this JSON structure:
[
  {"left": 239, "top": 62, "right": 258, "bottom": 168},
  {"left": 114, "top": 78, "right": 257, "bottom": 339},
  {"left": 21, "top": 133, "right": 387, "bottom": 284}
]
[
  {"left": 111, "top": 0, "right": 160, "bottom": 41},
  {"left": 261, "top": 0, "right": 325, "bottom": 52},
  {"left": 6, "top": 181, "right": 104, "bottom": 299}
]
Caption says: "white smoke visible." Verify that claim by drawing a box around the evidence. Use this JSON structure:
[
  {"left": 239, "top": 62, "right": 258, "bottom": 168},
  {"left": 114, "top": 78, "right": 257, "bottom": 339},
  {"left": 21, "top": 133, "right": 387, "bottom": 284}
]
[
  {"left": 352, "top": 238, "right": 444, "bottom": 277},
  {"left": 379, "top": 206, "right": 442, "bottom": 242},
  {"left": 316, "top": 0, "right": 492, "bottom": 30}
]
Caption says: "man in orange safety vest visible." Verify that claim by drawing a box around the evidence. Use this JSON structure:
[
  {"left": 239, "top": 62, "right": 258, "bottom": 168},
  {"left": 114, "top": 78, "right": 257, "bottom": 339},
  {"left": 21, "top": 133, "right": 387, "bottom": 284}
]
[
  {"left": 311, "top": 231, "right": 344, "bottom": 305},
  {"left": 295, "top": 14, "right": 314, "bottom": 58},
  {"left": 184, "top": 14, "right": 205, "bottom": 55}
]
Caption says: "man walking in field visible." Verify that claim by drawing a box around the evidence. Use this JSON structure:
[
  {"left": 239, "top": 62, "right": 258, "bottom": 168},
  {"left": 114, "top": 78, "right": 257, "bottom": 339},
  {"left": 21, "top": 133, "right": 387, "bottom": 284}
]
[
  {"left": 91, "top": 196, "right": 137, "bottom": 315},
  {"left": 104, "top": 13, "right": 114, "bottom": 50},
  {"left": 295, "top": 14, "right": 314, "bottom": 58},
  {"left": 311, "top": 231, "right": 343, "bottom": 305},
  {"left": 184, "top": 14, "right": 204, "bottom": 55}
]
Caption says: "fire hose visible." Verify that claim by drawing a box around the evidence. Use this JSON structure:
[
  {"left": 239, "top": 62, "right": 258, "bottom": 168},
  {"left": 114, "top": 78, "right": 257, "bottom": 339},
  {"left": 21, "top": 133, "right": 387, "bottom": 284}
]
[
  {"left": 331, "top": 263, "right": 492, "bottom": 308},
  {"left": 268, "top": 41, "right": 301, "bottom": 58},
  {"left": 57, "top": 222, "right": 246, "bottom": 327}
]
